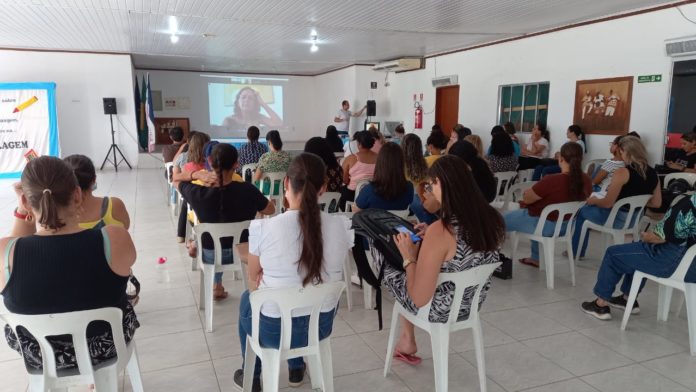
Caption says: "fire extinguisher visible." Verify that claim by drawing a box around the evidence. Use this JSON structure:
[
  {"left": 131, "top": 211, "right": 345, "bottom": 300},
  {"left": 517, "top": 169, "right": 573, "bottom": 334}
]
[{"left": 414, "top": 102, "right": 423, "bottom": 130}]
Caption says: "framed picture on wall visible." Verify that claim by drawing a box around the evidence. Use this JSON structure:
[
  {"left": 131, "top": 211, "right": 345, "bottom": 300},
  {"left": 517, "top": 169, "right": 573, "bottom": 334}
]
[{"left": 573, "top": 76, "right": 633, "bottom": 135}]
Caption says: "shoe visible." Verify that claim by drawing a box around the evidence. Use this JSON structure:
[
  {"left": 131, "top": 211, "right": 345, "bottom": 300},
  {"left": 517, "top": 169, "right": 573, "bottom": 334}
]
[
  {"left": 581, "top": 299, "right": 612, "bottom": 320},
  {"left": 608, "top": 295, "right": 640, "bottom": 314},
  {"left": 288, "top": 363, "right": 306, "bottom": 387},
  {"left": 233, "top": 369, "right": 260, "bottom": 392}
]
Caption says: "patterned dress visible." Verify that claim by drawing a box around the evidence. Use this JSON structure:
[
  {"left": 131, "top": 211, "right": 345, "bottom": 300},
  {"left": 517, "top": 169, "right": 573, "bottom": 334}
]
[
  {"left": 238, "top": 142, "right": 268, "bottom": 168},
  {"left": 382, "top": 224, "right": 499, "bottom": 323},
  {"left": 488, "top": 154, "right": 518, "bottom": 173},
  {"left": 257, "top": 150, "right": 292, "bottom": 174}
]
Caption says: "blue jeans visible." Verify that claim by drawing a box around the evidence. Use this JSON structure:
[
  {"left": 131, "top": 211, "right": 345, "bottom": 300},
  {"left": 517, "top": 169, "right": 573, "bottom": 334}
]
[
  {"left": 572, "top": 205, "right": 631, "bottom": 258},
  {"left": 532, "top": 165, "right": 562, "bottom": 181},
  {"left": 593, "top": 241, "right": 696, "bottom": 300},
  {"left": 410, "top": 194, "right": 438, "bottom": 225},
  {"left": 238, "top": 290, "right": 336, "bottom": 377},
  {"left": 202, "top": 248, "right": 233, "bottom": 284},
  {"left": 504, "top": 209, "right": 568, "bottom": 261}
]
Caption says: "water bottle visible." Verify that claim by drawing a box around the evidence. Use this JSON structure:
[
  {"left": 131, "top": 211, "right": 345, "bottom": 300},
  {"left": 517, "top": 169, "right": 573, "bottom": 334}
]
[{"left": 157, "top": 257, "right": 171, "bottom": 283}]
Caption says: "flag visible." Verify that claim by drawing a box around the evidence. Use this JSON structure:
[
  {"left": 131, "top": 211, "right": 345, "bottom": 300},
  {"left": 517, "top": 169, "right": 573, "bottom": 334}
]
[
  {"left": 134, "top": 77, "right": 145, "bottom": 150},
  {"left": 139, "top": 75, "right": 147, "bottom": 149},
  {"left": 145, "top": 73, "right": 156, "bottom": 153}
]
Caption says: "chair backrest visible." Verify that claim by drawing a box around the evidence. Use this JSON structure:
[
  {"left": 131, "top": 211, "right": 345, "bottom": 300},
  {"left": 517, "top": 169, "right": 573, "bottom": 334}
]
[
  {"left": 415, "top": 263, "right": 500, "bottom": 325},
  {"left": 1, "top": 308, "right": 127, "bottom": 379},
  {"left": 388, "top": 209, "right": 410, "bottom": 219},
  {"left": 534, "top": 201, "right": 585, "bottom": 238},
  {"left": 241, "top": 164, "right": 257, "bottom": 182},
  {"left": 248, "top": 282, "right": 345, "bottom": 352},
  {"left": 164, "top": 162, "right": 174, "bottom": 185},
  {"left": 318, "top": 192, "right": 341, "bottom": 213},
  {"left": 584, "top": 158, "right": 605, "bottom": 177},
  {"left": 517, "top": 168, "right": 535, "bottom": 183},
  {"left": 493, "top": 171, "right": 518, "bottom": 201},
  {"left": 605, "top": 194, "right": 652, "bottom": 231},
  {"left": 194, "top": 221, "right": 251, "bottom": 267},
  {"left": 664, "top": 172, "right": 696, "bottom": 190},
  {"left": 500, "top": 181, "right": 537, "bottom": 211},
  {"left": 669, "top": 243, "right": 696, "bottom": 281},
  {"left": 258, "top": 171, "right": 286, "bottom": 197},
  {"left": 354, "top": 179, "right": 371, "bottom": 200}
]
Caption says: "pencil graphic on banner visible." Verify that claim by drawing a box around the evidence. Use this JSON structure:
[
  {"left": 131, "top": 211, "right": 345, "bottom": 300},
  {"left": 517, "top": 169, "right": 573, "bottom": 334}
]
[{"left": 13, "top": 96, "right": 38, "bottom": 113}]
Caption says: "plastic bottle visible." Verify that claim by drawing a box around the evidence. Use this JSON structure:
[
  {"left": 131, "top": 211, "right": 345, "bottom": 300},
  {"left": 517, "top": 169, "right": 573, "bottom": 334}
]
[{"left": 157, "top": 257, "right": 171, "bottom": 283}]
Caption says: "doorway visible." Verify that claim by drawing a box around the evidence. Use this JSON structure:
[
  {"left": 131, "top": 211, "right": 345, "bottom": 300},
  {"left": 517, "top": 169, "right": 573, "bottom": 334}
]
[
  {"left": 665, "top": 59, "right": 696, "bottom": 161},
  {"left": 435, "top": 85, "right": 460, "bottom": 136}
]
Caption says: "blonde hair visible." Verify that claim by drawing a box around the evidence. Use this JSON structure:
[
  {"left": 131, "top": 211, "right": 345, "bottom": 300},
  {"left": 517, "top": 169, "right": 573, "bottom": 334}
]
[
  {"left": 618, "top": 136, "right": 649, "bottom": 179},
  {"left": 464, "top": 135, "right": 484, "bottom": 157}
]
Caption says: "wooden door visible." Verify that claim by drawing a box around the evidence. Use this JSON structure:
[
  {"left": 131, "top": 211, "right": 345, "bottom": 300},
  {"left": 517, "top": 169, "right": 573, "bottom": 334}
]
[{"left": 435, "top": 85, "right": 460, "bottom": 137}]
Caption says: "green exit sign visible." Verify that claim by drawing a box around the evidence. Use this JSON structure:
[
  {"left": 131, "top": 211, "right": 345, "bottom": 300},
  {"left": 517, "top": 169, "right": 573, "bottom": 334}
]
[{"left": 637, "top": 74, "right": 662, "bottom": 83}]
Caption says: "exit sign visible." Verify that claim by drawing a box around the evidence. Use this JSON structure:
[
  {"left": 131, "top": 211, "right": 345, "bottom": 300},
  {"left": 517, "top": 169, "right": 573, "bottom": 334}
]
[{"left": 637, "top": 74, "right": 662, "bottom": 83}]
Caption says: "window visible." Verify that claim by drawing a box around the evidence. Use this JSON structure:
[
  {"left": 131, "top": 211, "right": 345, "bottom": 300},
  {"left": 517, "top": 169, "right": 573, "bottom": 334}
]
[{"left": 498, "top": 82, "right": 549, "bottom": 132}]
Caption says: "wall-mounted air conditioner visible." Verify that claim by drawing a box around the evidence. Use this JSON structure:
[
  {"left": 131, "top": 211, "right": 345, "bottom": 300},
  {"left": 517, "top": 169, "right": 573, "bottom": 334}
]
[
  {"left": 666, "top": 35, "right": 696, "bottom": 57},
  {"left": 431, "top": 75, "right": 458, "bottom": 87},
  {"left": 372, "top": 58, "right": 424, "bottom": 72}
]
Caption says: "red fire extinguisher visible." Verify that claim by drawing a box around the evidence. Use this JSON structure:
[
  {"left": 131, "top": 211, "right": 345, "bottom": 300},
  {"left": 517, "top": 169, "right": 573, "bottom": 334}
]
[{"left": 414, "top": 102, "right": 423, "bottom": 130}]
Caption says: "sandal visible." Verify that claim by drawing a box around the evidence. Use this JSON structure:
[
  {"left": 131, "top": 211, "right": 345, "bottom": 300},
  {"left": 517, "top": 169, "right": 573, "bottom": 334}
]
[
  {"left": 213, "top": 285, "right": 229, "bottom": 300},
  {"left": 518, "top": 258, "right": 539, "bottom": 268},
  {"left": 393, "top": 350, "right": 422, "bottom": 366},
  {"left": 186, "top": 239, "right": 198, "bottom": 258}
]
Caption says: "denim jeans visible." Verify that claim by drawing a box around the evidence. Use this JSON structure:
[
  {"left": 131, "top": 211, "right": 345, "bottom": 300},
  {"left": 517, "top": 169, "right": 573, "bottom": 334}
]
[
  {"left": 410, "top": 194, "right": 438, "bottom": 225},
  {"left": 504, "top": 209, "right": 568, "bottom": 261},
  {"left": 572, "top": 205, "right": 630, "bottom": 258},
  {"left": 532, "top": 165, "right": 561, "bottom": 181},
  {"left": 238, "top": 290, "right": 336, "bottom": 377},
  {"left": 593, "top": 241, "right": 696, "bottom": 300},
  {"left": 202, "top": 248, "right": 233, "bottom": 284}
]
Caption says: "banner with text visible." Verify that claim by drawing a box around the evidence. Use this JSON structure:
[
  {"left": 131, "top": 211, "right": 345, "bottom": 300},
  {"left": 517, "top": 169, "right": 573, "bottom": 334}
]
[{"left": 0, "top": 83, "right": 59, "bottom": 178}]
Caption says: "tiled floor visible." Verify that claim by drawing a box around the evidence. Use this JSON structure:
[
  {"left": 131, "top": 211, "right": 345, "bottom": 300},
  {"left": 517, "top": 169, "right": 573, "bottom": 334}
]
[{"left": 1, "top": 167, "right": 695, "bottom": 391}]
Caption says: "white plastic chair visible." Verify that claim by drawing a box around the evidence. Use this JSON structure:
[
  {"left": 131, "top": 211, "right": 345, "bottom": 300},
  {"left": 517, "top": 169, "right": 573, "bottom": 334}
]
[
  {"left": 318, "top": 192, "right": 341, "bottom": 214},
  {"left": 577, "top": 194, "right": 652, "bottom": 257},
  {"left": 243, "top": 282, "right": 346, "bottom": 392},
  {"left": 492, "top": 181, "right": 536, "bottom": 212},
  {"left": 517, "top": 168, "right": 535, "bottom": 183},
  {"left": 584, "top": 158, "right": 606, "bottom": 177},
  {"left": 388, "top": 209, "right": 410, "bottom": 219},
  {"left": 510, "top": 201, "right": 584, "bottom": 289},
  {"left": 165, "top": 162, "right": 175, "bottom": 206},
  {"left": 345, "top": 179, "right": 371, "bottom": 213},
  {"left": 194, "top": 221, "right": 251, "bottom": 332},
  {"left": 257, "top": 172, "right": 286, "bottom": 216},
  {"left": 493, "top": 171, "right": 517, "bottom": 202},
  {"left": 384, "top": 263, "right": 501, "bottom": 392},
  {"left": 1, "top": 308, "right": 144, "bottom": 392},
  {"left": 241, "top": 163, "right": 257, "bottom": 182},
  {"left": 621, "top": 244, "right": 696, "bottom": 356},
  {"left": 663, "top": 172, "right": 696, "bottom": 189}
]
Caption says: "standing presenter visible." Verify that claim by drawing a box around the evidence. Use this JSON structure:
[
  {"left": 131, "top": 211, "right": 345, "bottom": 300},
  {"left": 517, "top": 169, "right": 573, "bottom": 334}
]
[{"left": 334, "top": 100, "right": 367, "bottom": 137}]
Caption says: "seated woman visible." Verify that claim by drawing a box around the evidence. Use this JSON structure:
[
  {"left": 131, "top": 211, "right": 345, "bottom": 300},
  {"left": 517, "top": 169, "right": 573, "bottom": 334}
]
[
  {"left": 659, "top": 132, "right": 696, "bottom": 174},
  {"left": 368, "top": 126, "right": 386, "bottom": 154},
  {"left": 503, "top": 121, "right": 520, "bottom": 146},
  {"left": 488, "top": 125, "right": 521, "bottom": 157},
  {"left": 591, "top": 135, "right": 625, "bottom": 191},
  {"left": 464, "top": 134, "right": 485, "bottom": 159},
  {"left": 304, "top": 136, "right": 344, "bottom": 193},
  {"left": 324, "top": 125, "right": 345, "bottom": 153},
  {"left": 1, "top": 157, "right": 138, "bottom": 374},
  {"left": 340, "top": 131, "right": 377, "bottom": 210},
  {"left": 177, "top": 144, "right": 275, "bottom": 300},
  {"left": 63, "top": 154, "right": 130, "bottom": 230},
  {"left": 385, "top": 155, "right": 504, "bottom": 364},
  {"left": 518, "top": 122, "right": 550, "bottom": 170},
  {"left": 448, "top": 141, "right": 497, "bottom": 202},
  {"left": 354, "top": 143, "right": 413, "bottom": 212},
  {"left": 238, "top": 126, "right": 268, "bottom": 171},
  {"left": 487, "top": 132, "right": 518, "bottom": 173},
  {"left": 504, "top": 143, "right": 591, "bottom": 267},
  {"left": 234, "top": 153, "right": 354, "bottom": 390},
  {"left": 582, "top": 193, "right": 696, "bottom": 320},
  {"left": 402, "top": 134, "right": 438, "bottom": 225},
  {"left": 445, "top": 124, "right": 472, "bottom": 153},
  {"left": 531, "top": 124, "right": 585, "bottom": 181},
  {"left": 425, "top": 130, "right": 448, "bottom": 167},
  {"left": 572, "top": 136, "right": 661, "bottom": 259},
  {"left": 173, "top": 131, "right": 210, "bottom": 242},
  {"left": 253, "top": 130, "right": 292, "bottom": 195}
]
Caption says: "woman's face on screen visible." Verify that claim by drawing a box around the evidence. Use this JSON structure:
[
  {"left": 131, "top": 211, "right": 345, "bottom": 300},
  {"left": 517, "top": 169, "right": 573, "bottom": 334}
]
[{"left": 238, "top": 89, "right": 259, "bottom": 113}]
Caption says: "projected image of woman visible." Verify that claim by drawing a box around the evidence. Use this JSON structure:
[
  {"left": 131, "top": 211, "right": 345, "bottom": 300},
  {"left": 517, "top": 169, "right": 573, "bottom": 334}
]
[{"left": 222, "top": 87, "right": 283, "bottom": 130}]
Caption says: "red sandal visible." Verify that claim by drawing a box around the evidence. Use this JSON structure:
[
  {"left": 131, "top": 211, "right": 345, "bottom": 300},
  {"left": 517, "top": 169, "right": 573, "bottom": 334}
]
[{"left": 393, "top": 350, "right": 422, "bottom": 366}]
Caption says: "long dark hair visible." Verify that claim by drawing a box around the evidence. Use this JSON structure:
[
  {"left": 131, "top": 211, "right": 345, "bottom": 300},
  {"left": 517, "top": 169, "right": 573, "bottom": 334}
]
[
  {"left": 266, "top": 130, "right": 283, "bottom": 150},
  {"left": 452, "top": 124, "right": 471, "bottom": 141},
  {"left": 536, "top": 122, "right": 550, "bottom": 141},
  {"left": 402, "top": 133, "right": 428, "bottom": 184},
  {"left": 448, "top": 141, "right": 497, "bottom": 202},
  {"left": 63, "top": 154, "right": 96, "bottom": 191},
  {"left": 21, "top": 156, "right": 79, "bottom": 230},
  {"left": 560, "top": 142, "right": 586, "bottom": 201},
  {"left": 209, "top": 144, "right": 238, "bottom": 219},
  {"left": 429, "top": 156, "right": 504, "bottom": 251},
  {"left": 354, "top": 130, "right": 375, "bottom": 149},
  {"left": 287, "top": 153, "right": 327, "bottom": 286},
  {"left": 489, "top": 133, "right": 514, "bottom": 157},
  {"left": 304, "top": 137, "right": 339, "bottom": 169},
  {"left": 568, "top": 124, "right": 586, "bottom": 152},
  {"left": 325, "top": 125, "right": 344, "bottom": 152},
  {"left": 372, "top": 143, "right": 408, "bottom": 200}
]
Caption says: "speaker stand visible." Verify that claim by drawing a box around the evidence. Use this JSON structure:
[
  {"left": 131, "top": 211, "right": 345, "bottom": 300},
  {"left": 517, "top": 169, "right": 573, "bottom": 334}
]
[{"left": 100, "top": 114, "right": 132, "bottom": 172}]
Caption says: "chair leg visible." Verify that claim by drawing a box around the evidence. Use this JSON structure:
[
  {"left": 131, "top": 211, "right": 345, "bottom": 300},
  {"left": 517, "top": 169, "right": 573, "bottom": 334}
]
[
  {"left": 472, "top": 319, "right": 488, "bottom": 392},
  {"left": 676, "top": 293, "right": 686, "bottom": 319},
  {"left": 307, "top": 352, "right": 323, "bottom": 390},
  {"left": 430, "top": 327, "right": 450, "bottom": 392},
  {"left": 383, "top": 305, "right": 401, "bottom": 377},
  {"left": 510, "top": 232, "right": 519, "bottom": 266},
  {"left": 198, "top": 270, "right": 204, "bottom": 311},
  {"left": 343, "top": 255, "right": 353, "bottom": 311},
  {"left": 658, "top": 285, "right": 674, "bottom": 322},
  {"left": 93, "top": 366, "right": 119, "bottom": 392},
  {"left": 543, "top": 240, "right": 555, "bottom": 290},
  {"left": 261, "top": 353, "right": 281, "bottom": 392},
  {"left": 126, "top": 343, "right": 144, "bottom": 392},
  {"left": 577, "top": 225, "right": 589, "bottom": 261},
  {"left": 319, "top": 339, "right": 335, "bottom": 392},
  {"left": 204, "top": 270, "right": 215, "bottom": 332},
  {"left": 566, "top": 239, "right": 576, "bottom": 287},
  {"left": 621, "top": 274, "right": 643, "bottom": 330},
  {"left": 684, "top": 284, "right": 696, "bottom": 356},
  {"left": 243, "top": 339, "right": 256, "bottom": 392}
]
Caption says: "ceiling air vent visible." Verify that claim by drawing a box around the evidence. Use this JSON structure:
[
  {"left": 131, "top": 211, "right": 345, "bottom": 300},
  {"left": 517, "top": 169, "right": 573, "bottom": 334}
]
[
  {"left": 666, "top": 36, "right": 696, "bottom": 57},
  {"left": 431, "top": 75, "right": 458, "bottom": 87}
]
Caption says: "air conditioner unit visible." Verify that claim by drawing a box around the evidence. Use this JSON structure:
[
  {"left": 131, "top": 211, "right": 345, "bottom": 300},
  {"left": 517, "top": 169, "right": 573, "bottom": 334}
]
[
  {"left": 431, "top": 75, "right": 458, "bottom": 87},
  {"left": 666, "top": 35, "right": 696, "bottom": 57},
  {"left": 372, "top": 58, "right": 423, "bottom": 72}
]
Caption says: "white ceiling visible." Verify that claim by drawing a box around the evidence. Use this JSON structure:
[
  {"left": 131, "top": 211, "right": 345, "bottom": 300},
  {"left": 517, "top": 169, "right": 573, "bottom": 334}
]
[{"left": 0, "top": 0, "right": 680, "bottom": 75}]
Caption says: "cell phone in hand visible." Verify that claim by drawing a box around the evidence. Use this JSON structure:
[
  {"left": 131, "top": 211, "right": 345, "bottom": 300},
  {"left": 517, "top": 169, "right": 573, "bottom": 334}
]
[{"left": 395, "top": 225, "right": 422, "bottom": 243}]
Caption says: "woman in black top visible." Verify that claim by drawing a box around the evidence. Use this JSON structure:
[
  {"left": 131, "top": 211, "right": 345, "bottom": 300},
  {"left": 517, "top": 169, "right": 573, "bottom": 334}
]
[
  {"left": 664, "top": 132, "right": 696, "bottom": 173},
  {"left": 304, "top": 136, "right": 344, "bottom": 192},
  {"left": 448, "top": 141, "right": 497, "bottom": 202},
  {"left": 177, "top": 144, "right": 275, "bottom": 299},
  {"left": 0, "top": 156, "right": 138, "bottom": 373},
  {"left": 325, "top": 125, "right": 345, "bottom": 153}
]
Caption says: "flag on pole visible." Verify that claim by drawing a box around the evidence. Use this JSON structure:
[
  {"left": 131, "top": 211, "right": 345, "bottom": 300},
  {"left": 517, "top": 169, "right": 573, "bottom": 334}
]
[
  {"left": 134, "top": 77, "right": 146, "bottom": 150},
  {"left": 145, "top": 73, "right": 156, "bottom": 153},
  {"left": 139, "top": 75, "right": 147, "bottom": 149}
]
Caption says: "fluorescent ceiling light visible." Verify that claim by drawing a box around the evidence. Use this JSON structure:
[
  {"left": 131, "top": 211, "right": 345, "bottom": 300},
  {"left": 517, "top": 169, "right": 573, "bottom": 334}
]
[
  {"left": 168, "top": 16, "right": 178, "bottom": 33},
  {"left": 170, "top": 35, "right": 179, "bottom": 44}
]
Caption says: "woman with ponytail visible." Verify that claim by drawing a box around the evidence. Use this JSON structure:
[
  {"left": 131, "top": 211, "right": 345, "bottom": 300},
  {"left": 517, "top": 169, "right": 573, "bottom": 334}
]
[
  {"left": 504, "top": 142, "right": 592, "bottom": 267},
  {"left": 235, "top": 153, "right": 354, "bottom": 390},
  {"left": 176, "top": 144, "right": 275, "bottom": 300},
  {"left": 1, "top": 156, "right": 139, "bottom": 374}
]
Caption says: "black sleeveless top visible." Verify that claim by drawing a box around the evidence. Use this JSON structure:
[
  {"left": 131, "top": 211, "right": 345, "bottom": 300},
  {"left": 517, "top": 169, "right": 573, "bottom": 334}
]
[{"left": 617, "top": 165, "right": 658, "bottom": 200}]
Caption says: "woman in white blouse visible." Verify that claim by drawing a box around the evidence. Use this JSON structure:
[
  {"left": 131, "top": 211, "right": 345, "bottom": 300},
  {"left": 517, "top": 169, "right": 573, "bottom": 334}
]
[{"left": 518, "top": 122, "right": 551, "bottom": 170}]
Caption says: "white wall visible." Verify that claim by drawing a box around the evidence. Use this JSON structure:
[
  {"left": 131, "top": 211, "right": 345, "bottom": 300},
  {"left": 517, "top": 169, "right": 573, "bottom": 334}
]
[
  {"left": 386, "top": 4, "right": 696, "bottom": 163},
  {"left": 0, "top": 50, "right": 138, "bottom": 166}
]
